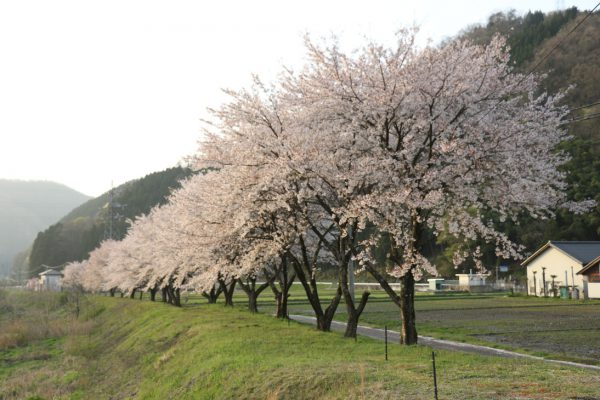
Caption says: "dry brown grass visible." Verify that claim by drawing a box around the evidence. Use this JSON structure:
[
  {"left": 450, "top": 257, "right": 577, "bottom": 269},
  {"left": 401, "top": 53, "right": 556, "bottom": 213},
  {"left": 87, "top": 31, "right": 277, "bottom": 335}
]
[
  {"left": 0, "top": 290, "right": 104, "bottom": 400},
  {"left": 0, "top": 361, "right": 74, "bottom": 400},
  {"left": 0, "top": 289, "right": 102, "bottom": 351},
  {"left": 0, "top": 318, "right": 70, "bottom": 350}
]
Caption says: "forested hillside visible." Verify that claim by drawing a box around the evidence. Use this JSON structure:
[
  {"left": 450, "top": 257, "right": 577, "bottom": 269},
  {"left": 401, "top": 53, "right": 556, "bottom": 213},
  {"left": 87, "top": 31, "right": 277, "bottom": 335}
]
[
  {"left": 433, "top": 7, "right": 600, "bottom": 276},
  {"left": 0, "top": 180, "right": 90, "bottom": 278},
  {"left": 15, "top": 166, "right": 193, "bottom": 278}
]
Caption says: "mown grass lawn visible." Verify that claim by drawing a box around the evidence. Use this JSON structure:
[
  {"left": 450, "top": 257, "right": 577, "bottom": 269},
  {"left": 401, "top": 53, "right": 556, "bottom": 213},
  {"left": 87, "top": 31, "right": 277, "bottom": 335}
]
[{"left": 3, "top": 289, "right": 600, "bottom": 399}]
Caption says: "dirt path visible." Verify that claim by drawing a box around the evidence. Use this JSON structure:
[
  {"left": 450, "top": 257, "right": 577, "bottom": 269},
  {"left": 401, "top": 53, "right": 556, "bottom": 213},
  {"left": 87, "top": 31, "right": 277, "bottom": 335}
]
[{"left": 289, "top": 314, "right": 600, "bottom": 371}]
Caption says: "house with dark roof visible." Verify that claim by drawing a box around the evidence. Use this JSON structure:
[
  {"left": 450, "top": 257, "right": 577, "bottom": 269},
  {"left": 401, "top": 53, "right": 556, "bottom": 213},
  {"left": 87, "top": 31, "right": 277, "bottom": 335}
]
[
  {"left": 38, "top": 266, "right": 63, "bottom": 291},
  {"left": 521, "top": 241, "right": 600, "bottom": 298}
]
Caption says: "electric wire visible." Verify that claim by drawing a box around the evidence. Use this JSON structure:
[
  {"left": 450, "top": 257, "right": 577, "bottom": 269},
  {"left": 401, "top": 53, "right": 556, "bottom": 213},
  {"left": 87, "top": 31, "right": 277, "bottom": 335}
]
[
  {"left": 523, "top": 2, "right": 600, "bottom": 80},
  {"left": 473, "top": 3, "right": 600, "bottom": 126},
  {"left": 565, "top": 112, "right": 600, "bottom": 124},
  {"left": 569, "top": 100, "right": 600, "bottom": 113}
]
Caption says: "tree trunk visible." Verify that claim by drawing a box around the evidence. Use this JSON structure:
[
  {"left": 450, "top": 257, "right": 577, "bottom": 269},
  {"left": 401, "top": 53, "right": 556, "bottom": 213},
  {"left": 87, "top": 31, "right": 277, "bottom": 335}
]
[
  {"left": 161, "top": 287, "right": 168, "bottom": 303},
  {"left": 271, "top": 286, "right": 283, "bottom": 316},
  {"left": 339, "top": 251, "right": 370, "bottom": 338},
  {"left": 174, "top": 288, "right": 181, "bottom": 307},
  {"left": 278, "top": 283, "right": 291, "bottom": 319},
  {"left": 316, "top": 286, "right": 342, "bottom": 331},
  {"left": 333, "top": 226, "right": 371, "bottom": 338},
  {"left": 278, "top": 263, "right": 294, "bottom": 319},
  {"left": 129, "top": 289, "right": 136, "bottom": 299},
  {"left": 109, "top": 288, "right": 116, "bottom": 297},
  {"left": 269, "top": 255, "right": 296, "bottom": 318},
  {"left": 202, "top": 285, "right": 222, "bottom": 304},
  {"left": 239, "top": 277, "right": 273, "bottom": 313},
  {"left": 219, "top": 279, "right": 236, "bottom": 307},
  {"left": 150, "top": 287, "right": 157, "bottom": 302},
  {"left": 290, "top": 252, "right": 341, "bottom": 332},
  {"left": 248, "top": 292, "right": 258, "bottom": 313},
  {"left": 166, "top": 286, "right": 181, "bottom": 307},
  {"left": 139, "top": 291, "right": 143, "bottom": 300},
  {"left": 399, "top": 271, "right": 418, "bottom": 345},
  {"left": 343, "top": 291, "right": 370, "bottom": 338},
  {"left": 364, "top": 230, "right": 420, "bottom": 346}
]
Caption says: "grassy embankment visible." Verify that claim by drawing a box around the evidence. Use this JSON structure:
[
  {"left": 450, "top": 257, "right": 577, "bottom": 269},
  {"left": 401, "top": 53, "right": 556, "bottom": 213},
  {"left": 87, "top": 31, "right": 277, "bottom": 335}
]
[{"left": 2, "top": 289, "right": 600, "bottom": 399}]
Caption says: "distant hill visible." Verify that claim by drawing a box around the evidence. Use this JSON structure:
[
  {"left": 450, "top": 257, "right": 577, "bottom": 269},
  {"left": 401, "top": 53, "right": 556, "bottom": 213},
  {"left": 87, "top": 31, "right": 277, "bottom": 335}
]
[
  {"left": 17, "top": 166, "right": 194, "bottom": 279},
  {"left": 0, "top": 180, "right": 91, "bottom": 277}
]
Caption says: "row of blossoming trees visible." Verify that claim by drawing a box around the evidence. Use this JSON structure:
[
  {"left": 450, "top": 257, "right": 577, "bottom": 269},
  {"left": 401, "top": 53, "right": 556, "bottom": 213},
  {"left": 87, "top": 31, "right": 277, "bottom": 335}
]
[{"left": 62, "top": 31, "right": 583, "bottom": 344}]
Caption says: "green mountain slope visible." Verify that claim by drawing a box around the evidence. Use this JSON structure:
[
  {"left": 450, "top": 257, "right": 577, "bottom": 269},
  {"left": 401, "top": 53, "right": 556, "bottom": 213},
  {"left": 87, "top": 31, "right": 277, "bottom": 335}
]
[
  {"left": 20, "top": 166, "right": 193, "bottom": 278},
  {"left": 0, "top": 180, "right": 90, "bottom": 277}
]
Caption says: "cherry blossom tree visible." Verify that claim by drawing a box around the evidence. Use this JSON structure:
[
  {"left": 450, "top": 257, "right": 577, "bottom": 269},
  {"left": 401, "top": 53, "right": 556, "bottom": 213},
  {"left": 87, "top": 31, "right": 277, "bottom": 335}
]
[
  {"left": 62, "top": 260, "right": 87, "bottom": 289},
  {"left": 278, "top": 32, "right": 584, "bottom": 344},
  {"left": 82, "top": 239, "right": 119, "bottom": 294},
  {"left": 196, "top": 82, "right": 349, "bottom": 331}
]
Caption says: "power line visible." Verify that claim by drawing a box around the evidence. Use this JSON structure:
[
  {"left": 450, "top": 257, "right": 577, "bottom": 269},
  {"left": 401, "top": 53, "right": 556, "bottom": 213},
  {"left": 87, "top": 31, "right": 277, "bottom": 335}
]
[
  {"left": 564, "top": 112, "right": 600, "bottom": 124},
  {"left": 474, "top": 4, "right": 600, "bottom": 126},
  {"left": 569, "top": 100, "right": 600, "bottom": 112},
  {"left": 523, "top": 2, "right": 600, "bottom": 79}
]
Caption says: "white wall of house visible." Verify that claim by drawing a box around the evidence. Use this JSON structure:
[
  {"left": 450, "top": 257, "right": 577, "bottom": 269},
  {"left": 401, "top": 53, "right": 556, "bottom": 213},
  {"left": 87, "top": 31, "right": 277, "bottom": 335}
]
[
  {"left": 39, "top": 274, "right": 62, "bottom": 291},
  {"left": 456, "top": 274, "right": 488, "bottom": 288},
  {"left": 587, "top": 282, "right": 600, "bottom": 299},
  {"left": 526, "top": 248, "right": 584, "bottom": 296}
]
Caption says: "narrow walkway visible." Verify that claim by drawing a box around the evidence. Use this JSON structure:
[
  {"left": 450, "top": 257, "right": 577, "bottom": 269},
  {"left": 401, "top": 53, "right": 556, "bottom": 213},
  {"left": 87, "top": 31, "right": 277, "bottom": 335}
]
[{"left": 289, "top": 314, "right": 600, "bottom": 371}]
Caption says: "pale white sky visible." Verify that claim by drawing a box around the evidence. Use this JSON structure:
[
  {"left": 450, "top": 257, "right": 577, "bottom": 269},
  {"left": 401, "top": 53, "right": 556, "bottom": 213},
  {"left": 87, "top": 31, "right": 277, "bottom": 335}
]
[{"left": 0, "top": 0, "right": 595, "bottom": 196}]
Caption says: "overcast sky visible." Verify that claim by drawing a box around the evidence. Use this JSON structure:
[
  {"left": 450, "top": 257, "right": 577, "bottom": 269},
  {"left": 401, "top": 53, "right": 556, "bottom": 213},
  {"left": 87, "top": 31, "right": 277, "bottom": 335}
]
[{"left": 0, "top": 0, "right": 596, "bottom": 197}]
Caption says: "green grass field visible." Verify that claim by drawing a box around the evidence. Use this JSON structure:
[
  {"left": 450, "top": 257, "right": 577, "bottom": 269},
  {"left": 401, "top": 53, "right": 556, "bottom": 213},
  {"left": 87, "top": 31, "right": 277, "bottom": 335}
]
[
  {"left": 3, "top": 289, "right": 600, "bottom": 399},
  {"left": 324, "top": 288, "right": 599, "bottom": 364},
  {"left": 187, "top": 284, "right": 600, "bottom": 365}
]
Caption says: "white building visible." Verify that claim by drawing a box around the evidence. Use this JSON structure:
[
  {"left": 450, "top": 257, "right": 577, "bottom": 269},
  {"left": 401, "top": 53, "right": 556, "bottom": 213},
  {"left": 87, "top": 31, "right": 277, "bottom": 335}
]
[
  {"left": 577, "top": 255, "right": 600, "bottom": 299},
  {"left": 456, "top": 272, "right": 490, "bottom": 289},
  {"left": 38, "top": 268, "right": 63, "bottom": 291},
  {"left": 522, "top": 241, "right": 600, "bottom": 297}
]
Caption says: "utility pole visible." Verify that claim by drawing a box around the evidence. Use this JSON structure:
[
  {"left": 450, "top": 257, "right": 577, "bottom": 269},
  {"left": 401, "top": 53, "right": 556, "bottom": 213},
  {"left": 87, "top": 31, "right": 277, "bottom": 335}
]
[
  {"left": 348, "top": 224, "right": 355, "bottom": 303},
  {"left": 542, "top": 267, "right": 547, "bottom": 297},
  {"left": 103, "top": 183, "right": 125, "bottom": 241},
  {"left": 533, "top": 271, "right": 538, "bottom": 296},
  {"left": 108, "top": 186, "right": 114, "bottom": 240}
]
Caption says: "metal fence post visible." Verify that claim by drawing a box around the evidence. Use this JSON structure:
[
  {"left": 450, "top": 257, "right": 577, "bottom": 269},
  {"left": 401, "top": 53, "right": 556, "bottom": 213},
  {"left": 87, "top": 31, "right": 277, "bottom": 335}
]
[
  {"left": 385, "top": 325, "right": 388, "bottom": 361},
  {"left": 432, "top": 351, "right": 439, "bottom": 400}
]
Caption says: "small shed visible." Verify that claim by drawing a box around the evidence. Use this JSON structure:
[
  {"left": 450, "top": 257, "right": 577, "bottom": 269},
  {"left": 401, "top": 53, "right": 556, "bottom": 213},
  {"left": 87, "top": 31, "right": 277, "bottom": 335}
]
[
  {"left": 577, "top": 255, "right": 600, "bottom": 299},
  {"left": 456, "top": 272, "right": 489, "bottom": 289},
  {"left": 427, "top": 278, "right": 445, "bottom": 291},
  {"left": 38, "top": 268, "right": 63, "bottom": 291}
]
